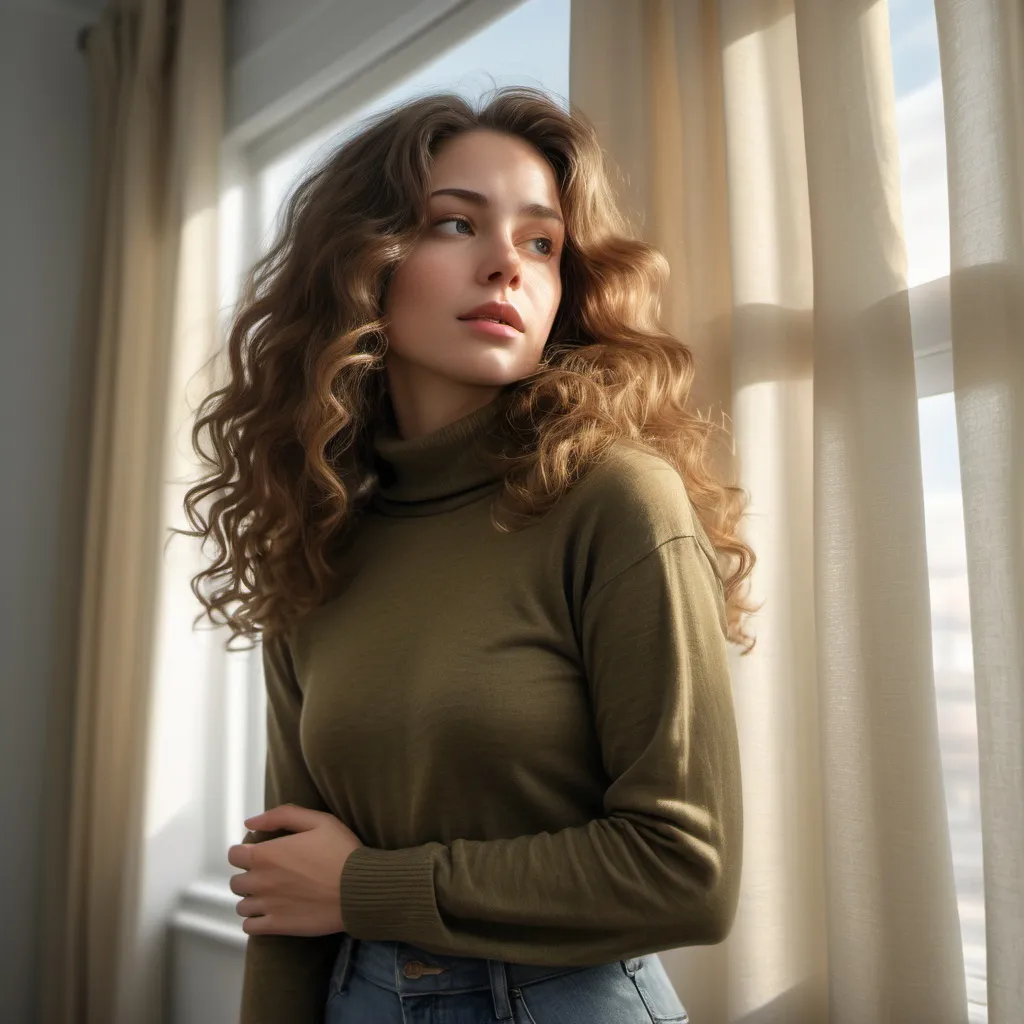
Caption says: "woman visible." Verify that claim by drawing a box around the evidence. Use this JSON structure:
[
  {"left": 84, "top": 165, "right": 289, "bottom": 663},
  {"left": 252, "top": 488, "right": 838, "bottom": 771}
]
[{"left": 181, "top": 85, "right": 756, "bottom": 1024}]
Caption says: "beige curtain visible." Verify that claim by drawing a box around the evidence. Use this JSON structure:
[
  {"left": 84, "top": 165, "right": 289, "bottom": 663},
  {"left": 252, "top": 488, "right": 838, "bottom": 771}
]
[
  {"left": 571, "top": 0, "right": 1018, "bottom": 1021},
  {"left": 934, "top": 2, "right": 1024, "bottom": 1021},
  {"left": 37, "top": 2, "right": 223, "bottom": 1022}
]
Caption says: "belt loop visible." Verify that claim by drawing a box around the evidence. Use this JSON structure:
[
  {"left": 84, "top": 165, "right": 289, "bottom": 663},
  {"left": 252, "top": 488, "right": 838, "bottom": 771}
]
[{"left": 486, "top": 959, "right": 514, "bottom": 1020}]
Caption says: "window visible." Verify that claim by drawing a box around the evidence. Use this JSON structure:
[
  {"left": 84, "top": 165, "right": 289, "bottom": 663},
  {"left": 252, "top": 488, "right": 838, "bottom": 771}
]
[
  {"left": 918, "top": 394, "right": 985, "bottom": 1020},
  {"left": 891, "top": 1, "right": 987, "bottom": 1019}
]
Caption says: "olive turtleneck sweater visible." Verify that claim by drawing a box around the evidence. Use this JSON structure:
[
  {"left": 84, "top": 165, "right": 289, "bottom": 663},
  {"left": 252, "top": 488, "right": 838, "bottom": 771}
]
[{"left": 239, "top": 396, "right": 743, "bottom": 1023}]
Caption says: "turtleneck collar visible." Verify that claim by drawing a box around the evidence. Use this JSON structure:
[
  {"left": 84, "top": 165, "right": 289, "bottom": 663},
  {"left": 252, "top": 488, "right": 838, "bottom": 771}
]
[{"left": 370, "top": 396, "right": 506, "bottom": 517}]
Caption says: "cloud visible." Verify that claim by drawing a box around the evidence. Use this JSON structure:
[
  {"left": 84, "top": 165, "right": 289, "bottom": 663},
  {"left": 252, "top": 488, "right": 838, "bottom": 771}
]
[{"left": 895, "top": 77, "right": 950, "bottom": 286}]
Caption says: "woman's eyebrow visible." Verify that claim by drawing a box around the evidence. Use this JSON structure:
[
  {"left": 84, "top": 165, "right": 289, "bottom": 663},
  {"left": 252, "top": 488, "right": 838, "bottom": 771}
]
[{"left": 430, "top": 187, "right": 564, "bottom": 226}]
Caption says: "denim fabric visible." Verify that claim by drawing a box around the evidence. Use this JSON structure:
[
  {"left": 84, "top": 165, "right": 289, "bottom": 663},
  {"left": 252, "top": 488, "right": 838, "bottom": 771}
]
[{"left": 324, "top": 934, "right": 688, "bottom": 1023}]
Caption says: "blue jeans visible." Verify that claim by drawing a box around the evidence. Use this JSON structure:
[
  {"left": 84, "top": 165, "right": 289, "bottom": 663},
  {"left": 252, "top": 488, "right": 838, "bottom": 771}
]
[{"left": 324, "top": 933, "right": 689, "bottom": 1023}]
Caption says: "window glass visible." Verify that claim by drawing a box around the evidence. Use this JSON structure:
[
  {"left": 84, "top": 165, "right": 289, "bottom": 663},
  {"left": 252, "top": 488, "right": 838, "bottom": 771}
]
[
  {"left": 917, "top": 391, "right": 986, "bottom": 1023},
  {"left": 891, "top": 3, "right": 985, "bottom": 1018},
  {"left": 890, "top": 0, "right": 949, "bottom": 288}
]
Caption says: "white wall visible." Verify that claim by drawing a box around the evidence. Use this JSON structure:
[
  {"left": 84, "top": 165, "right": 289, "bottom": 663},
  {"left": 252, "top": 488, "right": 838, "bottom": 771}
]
[{"left": 0, "top": 1, "right": 105, "bottom": 1021}]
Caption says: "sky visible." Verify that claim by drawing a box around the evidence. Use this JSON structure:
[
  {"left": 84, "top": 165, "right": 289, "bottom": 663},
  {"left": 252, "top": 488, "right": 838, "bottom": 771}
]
[
  {"left": 889, "top": 0, "right": 951, "bottom": 287},
  {"left": 887, "top": 0, "right": 960, "bottom": 496}
]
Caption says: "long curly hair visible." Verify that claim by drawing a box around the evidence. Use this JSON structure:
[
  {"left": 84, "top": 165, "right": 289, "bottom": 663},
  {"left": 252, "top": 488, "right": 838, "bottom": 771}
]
[{"left": 178, "top": 85, "right": 759, "bottom": 653}]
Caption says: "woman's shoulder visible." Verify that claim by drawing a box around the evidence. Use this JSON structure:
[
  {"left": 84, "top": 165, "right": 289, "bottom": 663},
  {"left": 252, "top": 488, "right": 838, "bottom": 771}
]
[
  {"left": 562, "top": 439, "right": 700, "bottom": 539},
  {"left": 545, "top": 440, "right": 724, "bottom": 610}
]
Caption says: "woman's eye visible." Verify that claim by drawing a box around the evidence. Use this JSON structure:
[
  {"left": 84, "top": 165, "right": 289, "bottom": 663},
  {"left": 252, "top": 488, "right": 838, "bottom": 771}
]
[
  {"left": 434, "top": 216, "right": 554, "bottom": 256},
  {"left": 435, "top": 216, "right": 473, "bottom": 235}
]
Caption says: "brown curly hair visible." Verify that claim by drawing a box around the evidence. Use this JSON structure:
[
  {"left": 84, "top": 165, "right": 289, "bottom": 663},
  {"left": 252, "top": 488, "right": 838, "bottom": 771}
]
[{"left": 176, "top": 85, "right": 758, "bottom": 653}]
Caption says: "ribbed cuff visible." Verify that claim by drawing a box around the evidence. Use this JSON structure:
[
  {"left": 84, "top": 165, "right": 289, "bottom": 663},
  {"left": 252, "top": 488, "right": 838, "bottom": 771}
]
[{"left": 340, "top": 844, "right": 440, "bottom": 940}]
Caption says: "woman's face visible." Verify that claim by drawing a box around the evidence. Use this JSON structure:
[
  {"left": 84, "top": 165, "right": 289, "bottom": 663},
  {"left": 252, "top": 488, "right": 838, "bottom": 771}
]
[{"left": 380, "top": 128, "right": 565, "bottom": 439}]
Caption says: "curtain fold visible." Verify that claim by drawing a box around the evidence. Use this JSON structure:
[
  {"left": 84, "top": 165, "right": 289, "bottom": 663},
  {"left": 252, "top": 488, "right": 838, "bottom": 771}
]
[
  {"left": 935, "top": 2, "right": 1024, "bottom": 1022},
  {"left": 572, "top": 1, "right": 976, "bottom": 1020},
  {"left": 37, "top": 2, "right": 223, "bottom": 1022},
  {"left": 793, "top": 1, "right": 965, "bottom": 1019}
]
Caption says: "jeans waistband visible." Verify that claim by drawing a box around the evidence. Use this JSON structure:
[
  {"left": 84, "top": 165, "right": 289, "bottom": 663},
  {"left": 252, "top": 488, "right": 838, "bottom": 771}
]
[{"left": 329, "top": 934, "right": 640, "bottom": 1020}]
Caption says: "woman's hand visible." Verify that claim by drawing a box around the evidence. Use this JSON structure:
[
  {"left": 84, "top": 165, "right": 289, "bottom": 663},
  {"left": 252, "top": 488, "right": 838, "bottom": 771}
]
[{"left": 227, "top": 804, "right": 364, "bottom": 937}]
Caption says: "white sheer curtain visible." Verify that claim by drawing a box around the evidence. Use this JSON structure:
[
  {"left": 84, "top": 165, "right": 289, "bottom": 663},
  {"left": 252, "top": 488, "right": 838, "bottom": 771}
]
[
  {"left": 934, "top": 2, "right": 1024, "bottom": 1021},
  {"left": 571, "top": 0, "right": 1021, "bottom": 1020}
]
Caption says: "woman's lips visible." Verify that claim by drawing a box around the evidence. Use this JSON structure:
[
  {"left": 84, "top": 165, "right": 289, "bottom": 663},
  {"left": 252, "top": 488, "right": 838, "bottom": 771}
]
[{"left": 458, "top": 317, "right": 520, "bottom": 339}]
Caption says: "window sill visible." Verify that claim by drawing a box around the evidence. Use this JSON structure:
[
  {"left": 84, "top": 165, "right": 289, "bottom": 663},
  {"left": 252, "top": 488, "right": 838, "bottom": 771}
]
[{"left": 169, "top": 877, "right": 248, "bottom": 951}]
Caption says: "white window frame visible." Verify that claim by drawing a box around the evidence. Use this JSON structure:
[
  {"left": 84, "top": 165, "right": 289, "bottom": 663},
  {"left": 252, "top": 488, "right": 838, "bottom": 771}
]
[{"left": 909, "top": 274, "right": 954, "bottom": 399}]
